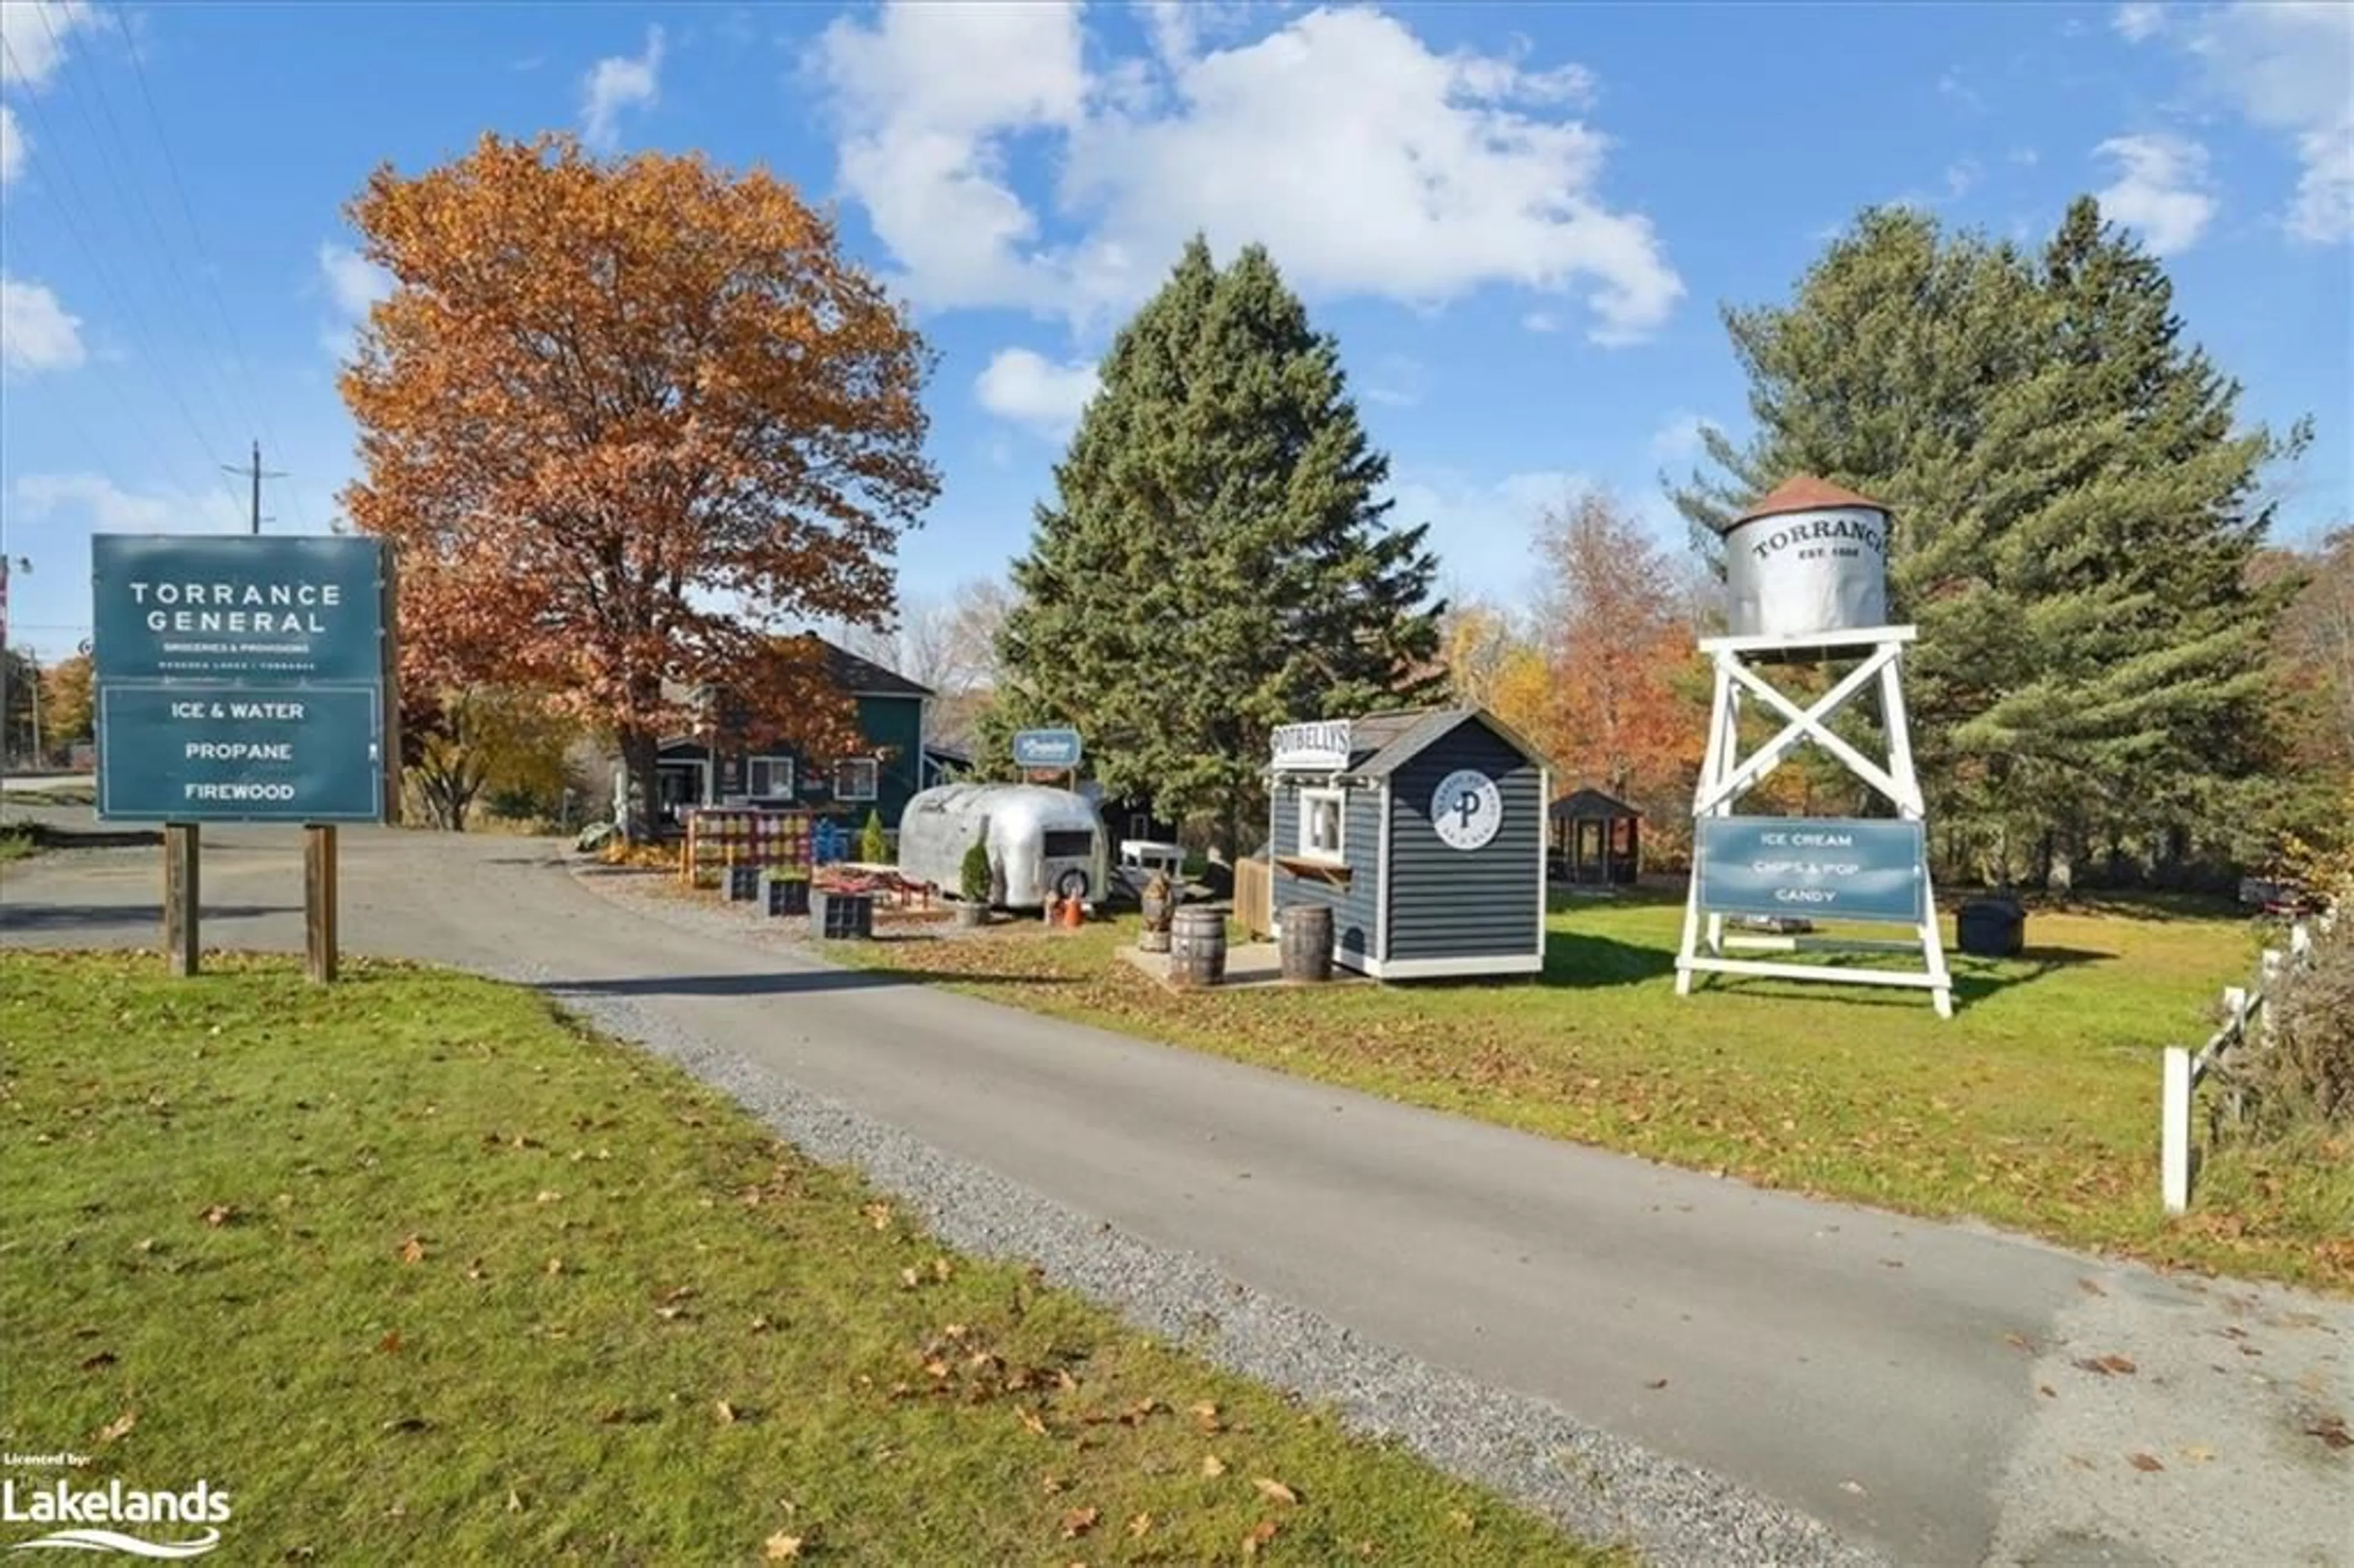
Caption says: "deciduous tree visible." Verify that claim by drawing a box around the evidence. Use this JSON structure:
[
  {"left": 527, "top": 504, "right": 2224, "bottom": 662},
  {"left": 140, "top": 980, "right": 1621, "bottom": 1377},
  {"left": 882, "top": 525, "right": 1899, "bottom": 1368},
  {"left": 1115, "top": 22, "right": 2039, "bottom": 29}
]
[
  {"left": 38, "top": 651, "right": 93, "bottom": 749},
  {"left": 337, "top": 133, "right": 939, "bottom": 835},
  {"left": 402, "top": 685, "right": 577, "bottom": 831}
]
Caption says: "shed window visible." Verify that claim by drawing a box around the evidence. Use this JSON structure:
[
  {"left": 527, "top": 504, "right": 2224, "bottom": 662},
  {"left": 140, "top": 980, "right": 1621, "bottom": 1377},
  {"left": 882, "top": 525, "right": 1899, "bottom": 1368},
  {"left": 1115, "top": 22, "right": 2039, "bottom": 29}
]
[
  {"left": 1298, "top": 788, "right": 1346, "bottom": 861},
  {"left": 747, "top": 755, "right": 794, "bottom": 799},
  {"left": 834, "top": 758, "right": 880, "bottom": 801}
]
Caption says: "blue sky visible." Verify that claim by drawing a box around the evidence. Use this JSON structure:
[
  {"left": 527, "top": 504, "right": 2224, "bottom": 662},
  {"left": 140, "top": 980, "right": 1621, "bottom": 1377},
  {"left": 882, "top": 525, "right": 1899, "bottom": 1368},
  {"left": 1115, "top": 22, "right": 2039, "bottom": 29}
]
[{"left": 2, "top": 0, "right": 2348, "bottom": 663}]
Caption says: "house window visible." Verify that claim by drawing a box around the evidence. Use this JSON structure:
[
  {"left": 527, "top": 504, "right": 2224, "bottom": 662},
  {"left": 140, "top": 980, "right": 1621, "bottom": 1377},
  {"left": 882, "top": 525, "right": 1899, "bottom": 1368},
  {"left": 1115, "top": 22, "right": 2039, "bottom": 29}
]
[
  {"left": 1298, "top": 788, "right": 1345, "bottom": 861},
  {"left": 834, "top": 758, "right": 880, "bottom": 801},
  {"left": 747, "top": 755, "right": 794, "bottom": 800}
]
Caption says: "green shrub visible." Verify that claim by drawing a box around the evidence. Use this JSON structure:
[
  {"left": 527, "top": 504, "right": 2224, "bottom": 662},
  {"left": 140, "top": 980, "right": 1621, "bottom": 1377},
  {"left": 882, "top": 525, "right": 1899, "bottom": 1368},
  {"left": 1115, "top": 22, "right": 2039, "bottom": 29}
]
[
  {"left": 859, "top": 809, "right": 889, "bottom": 865},
  {"left": 959, "top": 839, "right": 992, "bottom": 904}
]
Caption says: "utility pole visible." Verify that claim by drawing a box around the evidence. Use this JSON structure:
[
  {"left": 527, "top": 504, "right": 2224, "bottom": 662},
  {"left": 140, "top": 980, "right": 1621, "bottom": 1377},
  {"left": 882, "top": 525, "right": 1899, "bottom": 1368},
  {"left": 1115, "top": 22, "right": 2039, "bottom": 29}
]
[{"left": 223, "top": 440, "right": 288, "bottom": 534}]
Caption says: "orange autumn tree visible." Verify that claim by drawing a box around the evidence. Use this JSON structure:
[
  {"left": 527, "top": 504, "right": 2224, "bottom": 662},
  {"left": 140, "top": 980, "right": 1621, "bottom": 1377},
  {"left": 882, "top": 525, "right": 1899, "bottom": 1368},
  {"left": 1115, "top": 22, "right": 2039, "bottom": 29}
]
[
  {"left": 1533, "top": 490, "right": 1706, "bottom": 831},
  {"left": 338, "top": 133, "right": 939, "bottom": 834}
]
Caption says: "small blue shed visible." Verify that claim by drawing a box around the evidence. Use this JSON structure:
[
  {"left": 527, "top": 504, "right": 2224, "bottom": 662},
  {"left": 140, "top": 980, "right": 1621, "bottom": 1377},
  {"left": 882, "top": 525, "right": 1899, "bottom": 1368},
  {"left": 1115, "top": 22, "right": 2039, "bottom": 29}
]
[{"left": 1266, "top": 708, "right": 1551, "bottom": 980}]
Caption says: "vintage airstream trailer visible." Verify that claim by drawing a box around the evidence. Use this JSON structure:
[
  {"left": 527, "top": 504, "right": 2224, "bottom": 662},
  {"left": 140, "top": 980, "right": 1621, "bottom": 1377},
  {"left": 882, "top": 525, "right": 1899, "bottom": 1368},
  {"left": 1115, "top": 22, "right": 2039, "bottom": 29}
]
[{"left": 897, "top": 783, "right": 1109, "bottom": 910}]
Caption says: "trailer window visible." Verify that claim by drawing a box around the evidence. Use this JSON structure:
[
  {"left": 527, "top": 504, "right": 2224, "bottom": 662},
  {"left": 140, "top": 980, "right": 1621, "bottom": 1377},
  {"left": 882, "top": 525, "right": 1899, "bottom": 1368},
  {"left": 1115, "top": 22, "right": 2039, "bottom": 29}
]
[{"left": 1042, "top": 830, "right": 1094, "bottom": 859}]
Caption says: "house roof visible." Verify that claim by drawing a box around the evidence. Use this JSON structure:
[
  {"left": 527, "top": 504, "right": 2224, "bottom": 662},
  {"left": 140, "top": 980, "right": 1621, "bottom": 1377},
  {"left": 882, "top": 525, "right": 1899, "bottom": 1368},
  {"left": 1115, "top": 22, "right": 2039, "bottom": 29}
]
[
  {"left": 1550, "top": 786, "right": 1642, "bottom": 821},
  {"left": 804, "top": 635, "right": 932, "bottom": 699},
  {"left": 1726, "top": 474, "right": 1890, "bottom": 531},
  {"left": 1332, "top": 707, "right": 1548, "bottom": 778}
]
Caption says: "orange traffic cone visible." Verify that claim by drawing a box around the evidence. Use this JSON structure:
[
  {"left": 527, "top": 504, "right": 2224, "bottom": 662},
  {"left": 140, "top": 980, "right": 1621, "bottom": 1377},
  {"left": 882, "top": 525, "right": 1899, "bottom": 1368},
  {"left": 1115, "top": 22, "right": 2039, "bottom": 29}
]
[{"left": 1061, "top": 895, "right": 1084, "bottom": 929}]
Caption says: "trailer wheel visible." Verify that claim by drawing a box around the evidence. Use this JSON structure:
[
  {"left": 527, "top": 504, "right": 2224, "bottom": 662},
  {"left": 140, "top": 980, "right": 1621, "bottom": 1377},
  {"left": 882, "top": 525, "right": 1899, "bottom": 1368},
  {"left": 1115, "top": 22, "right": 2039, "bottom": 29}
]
[{"left": 1054, "top": 868, "right": 1090, "bottom": 903}]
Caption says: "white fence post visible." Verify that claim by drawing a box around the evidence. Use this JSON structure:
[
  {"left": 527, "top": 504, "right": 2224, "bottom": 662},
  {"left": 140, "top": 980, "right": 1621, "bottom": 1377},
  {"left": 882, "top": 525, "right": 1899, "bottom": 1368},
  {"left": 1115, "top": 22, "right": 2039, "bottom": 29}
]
[
  {"left": 2290, "top": 921, "right": 2312, "bottom": 964},
  {"left": 2162, "top": 1046, "right": 2192, "bottom": 1215}
]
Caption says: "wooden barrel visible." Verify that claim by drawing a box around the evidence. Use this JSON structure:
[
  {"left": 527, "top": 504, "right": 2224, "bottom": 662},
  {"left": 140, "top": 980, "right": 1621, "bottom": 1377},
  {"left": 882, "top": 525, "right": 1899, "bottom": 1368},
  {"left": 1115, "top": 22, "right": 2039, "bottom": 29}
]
[
  {"left": 1278, "top": 904, "right": 1333, "bottom": 983},
  {"left": 1168, "top": 905, "right": 1227, "bottom": 988}
]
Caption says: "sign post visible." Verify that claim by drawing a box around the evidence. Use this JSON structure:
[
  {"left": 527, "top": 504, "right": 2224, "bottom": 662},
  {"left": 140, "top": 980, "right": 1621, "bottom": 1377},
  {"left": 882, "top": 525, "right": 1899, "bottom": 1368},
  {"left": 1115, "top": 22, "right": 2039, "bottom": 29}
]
[
  {"left": 91, "top": 535, "right": 395, "bottom": 980},
  {"left": 1011, "top": 728, "right": 1083, "bottom": 792}
]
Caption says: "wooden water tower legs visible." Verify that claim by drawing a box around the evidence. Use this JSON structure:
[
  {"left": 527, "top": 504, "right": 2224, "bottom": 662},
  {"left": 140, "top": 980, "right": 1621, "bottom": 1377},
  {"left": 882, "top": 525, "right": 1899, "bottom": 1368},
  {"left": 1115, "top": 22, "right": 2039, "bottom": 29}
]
[{"left": 1673, "top": 625, "right": 1954, "bottom": 1019}]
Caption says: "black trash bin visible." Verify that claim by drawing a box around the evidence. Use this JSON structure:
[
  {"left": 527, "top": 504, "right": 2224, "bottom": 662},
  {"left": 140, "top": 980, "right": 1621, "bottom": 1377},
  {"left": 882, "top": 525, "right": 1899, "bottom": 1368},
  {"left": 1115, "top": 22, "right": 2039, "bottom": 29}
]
[{"left": 1956, "top": 895, "right": 2026, "bottom": 959}]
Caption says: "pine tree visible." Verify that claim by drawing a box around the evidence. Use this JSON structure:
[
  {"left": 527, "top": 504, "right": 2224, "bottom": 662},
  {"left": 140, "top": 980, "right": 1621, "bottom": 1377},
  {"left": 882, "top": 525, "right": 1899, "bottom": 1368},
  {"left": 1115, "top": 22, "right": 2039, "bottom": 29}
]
[
  {"left": 1669, "top": 200, "right": 2303, "bottom": 886},
  {"left": 991, "top": 237, "right": 1442, "bottom": 854}
]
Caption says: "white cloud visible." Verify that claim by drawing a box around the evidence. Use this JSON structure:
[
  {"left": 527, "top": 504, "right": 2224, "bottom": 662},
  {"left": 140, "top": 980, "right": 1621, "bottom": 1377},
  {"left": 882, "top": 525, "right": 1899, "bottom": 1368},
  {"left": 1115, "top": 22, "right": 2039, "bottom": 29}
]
[
  {"left": 0, "top": 1, "right": 95, "bottom": 89},
  {"left": 1360, "top": 354, "right": 1424, "bottom": 409},
  {"left": 315, "top": 242, "right": 393, "bottom": 357},
  {"left": 1649, "top": 412, "right": 1718, "bottom": 463},
  {"left": 811, "top": 4, "right": 1682, "bottom": 346},
  {"left": 1936, "top": 70, "right": 1987, "bottom": 113},
  {"left": 2183, "top": 2, "right": 2354, "bottom": 243},
  {"left": 2093, "top": 133, "right": 2218, "bottom": 254},
  {"left": 1387, "top": 466, "right": 1589, "bottom": 607},
  {"left": 581, "top": 25, "right": 665, "bottom": 152},
  {"left": 0, "top": 105, "right": 23, "bottom": 186},
  {"left": 0, "top": 274, "right": 85, "bottom": 373},
  {"left": 2112, "top": 3, "right": 2167, "bottom": 42},
  {"left": 974, "top": 347, "right": 1100, "bottom": 436},
  {"left": 13, "top": 471, "right": 243, "bottom": 532}
]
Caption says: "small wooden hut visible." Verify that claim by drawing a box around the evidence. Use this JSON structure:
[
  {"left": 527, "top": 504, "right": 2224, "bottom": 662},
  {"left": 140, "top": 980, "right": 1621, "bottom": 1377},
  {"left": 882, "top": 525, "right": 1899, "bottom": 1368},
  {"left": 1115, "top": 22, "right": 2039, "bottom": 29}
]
[{"left": 1549, "top": 787, "right": 1642, "bottom": 886}]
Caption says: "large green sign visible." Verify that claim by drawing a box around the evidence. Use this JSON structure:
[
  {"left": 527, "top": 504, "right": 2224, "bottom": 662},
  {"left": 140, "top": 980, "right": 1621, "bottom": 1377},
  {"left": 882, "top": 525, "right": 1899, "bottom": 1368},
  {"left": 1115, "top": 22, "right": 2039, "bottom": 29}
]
[
  {"left": 92, "top": 534, "right": 388, "bottom": 684},
  {"left": 97, "top": 684, "right": 385, "bottom": 822},
  {"left": 91, "top": 535, "right": 394, "bottom": 824},
  {"left": 1695, "top": 816, "right": 1927, "bottom": 924}
]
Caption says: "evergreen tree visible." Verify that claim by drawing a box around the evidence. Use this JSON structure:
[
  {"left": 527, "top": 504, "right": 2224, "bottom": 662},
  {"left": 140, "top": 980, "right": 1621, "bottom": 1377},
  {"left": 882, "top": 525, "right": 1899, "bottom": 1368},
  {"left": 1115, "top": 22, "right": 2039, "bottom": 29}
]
[
  {"left": 991, "top": 237, "right": 1442, "bottom": 854},
  {"left": 1669, "top": 200, "right": 2302, "bottom": 886}
]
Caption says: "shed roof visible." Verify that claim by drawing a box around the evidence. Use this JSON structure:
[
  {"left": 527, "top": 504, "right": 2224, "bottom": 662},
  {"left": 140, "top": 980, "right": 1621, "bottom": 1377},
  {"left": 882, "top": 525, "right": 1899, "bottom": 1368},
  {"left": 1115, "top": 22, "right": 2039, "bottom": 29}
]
[
  {"left": 1727, "top": 474, "right": 1890, "bottom": 530},
  {"left": 801, "top": 634, "right": 934, "bottom": 699},
  {"left": 1550, "top": 786, "right": 1642, "bottom": 821},
  {"left": 1336, "top": 707, "right": 1548, "bottom": 778}
]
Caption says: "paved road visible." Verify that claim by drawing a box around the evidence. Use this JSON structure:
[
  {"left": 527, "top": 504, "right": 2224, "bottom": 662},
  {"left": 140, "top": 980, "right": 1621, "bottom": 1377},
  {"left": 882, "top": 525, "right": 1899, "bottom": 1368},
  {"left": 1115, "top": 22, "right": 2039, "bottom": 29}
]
[{"left": 4, "top": 824, "right": 2347, "bottom": 1567}]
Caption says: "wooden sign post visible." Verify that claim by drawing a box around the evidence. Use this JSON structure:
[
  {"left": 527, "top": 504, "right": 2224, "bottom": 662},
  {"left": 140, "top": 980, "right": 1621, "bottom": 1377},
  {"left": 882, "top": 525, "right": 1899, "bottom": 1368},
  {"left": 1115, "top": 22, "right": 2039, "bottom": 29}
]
[
  {"left": 304, "top": 824, "right": 338, "bottom": 983},
  {"left": 163, "top": 821, "right": 200, "bottom": 976}
]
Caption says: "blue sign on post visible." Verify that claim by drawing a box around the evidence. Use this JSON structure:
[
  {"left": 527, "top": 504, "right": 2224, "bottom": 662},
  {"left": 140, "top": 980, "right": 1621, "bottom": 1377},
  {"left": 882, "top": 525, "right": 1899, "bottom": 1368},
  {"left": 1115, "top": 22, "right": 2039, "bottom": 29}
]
[
  {"left": 97, "top": 684, "right": 384, "bottom": 823},
  {"left": 1695, "top": 816, "right": 1927, "bottom": 924},
  {"left": 1012, "top": 728, "right": 1083, "bottom": 769},
  {"left": 91, "top": 534, "right": 394, "bottom": 824}
]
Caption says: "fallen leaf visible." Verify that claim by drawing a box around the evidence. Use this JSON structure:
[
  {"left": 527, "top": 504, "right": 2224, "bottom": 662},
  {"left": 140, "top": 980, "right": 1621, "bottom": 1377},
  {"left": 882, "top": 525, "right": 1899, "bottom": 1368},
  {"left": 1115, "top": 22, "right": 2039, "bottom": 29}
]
[
  {"left": 2038, "top": 1385, "right": 2057, "bottom": 1399},
  {"left": 2078, "top": 1277, "right": 2108, "bottom": 1297},
  {"left": 2073, "top": 1355, "right": 2138, "bottom": 1377},
  {"left": 1127, "top": 1513, "right": 1152, "bottom": 1539},
  {"left": 536, "top": 1189, "right": 562, "bottom": 1204},
  {"left": 749, "top": 1316, "right": 772, "bottom": 1334},
  {"left": 1201, "top": 1454, "right": 1227, "bottom": 1478},
  {"left": 1878, "top": 1258, "right": 1905, "bottom": 1269},
  {"left": 763, "top": 1532, "right": 803, "bottom": 1561},
  {"left": 378, "top": 1331, "right": 403, "bottom": 1355},
  {"left": 2002, "top": 1332, "right": 2036, "bottom": 1353},
  {"left": 898, "top": 1268, "right": 920, "bottom": 1290},
  {"left": 2306, "top": 1417, "right": 2352, "bottom": 1452},
  {"left": 1243, "top": 1520, "right": 1279, "bottom": 1557},
  {"left": 1254, "top": 1478, "right": 1298, "bottom": 1505},
  {"left": 544, "top": 1257, "right": 565, "bottom": 1276},
  {"left": 1060, "top": 1506, "right": 1099, "bottom": 1540},
  {"left": 1018, "top": 1408, "right": 1047, "bottom": 1437},
  {"left": 200, "top": 1205, "right": 235, "bottom": 1228},
  {"left": 1192, "top": 1401, "right": 1222, "bottom": 1433},
  {"left": 398, "top": 1235, "right": 426, "bottom": 1264},
  {"left": 463, "top": 1258, "right": 488, "bottom": 1282},
  {"left": 931, "top": 1258, "right": 952, "bottom": 1281},
  {"left": 96, "top": 1410, "right": 137, "bottom": 1445},
  {"left": 506, "top": 1489, "right": 525, "bottom": 1513},
  {"left": 78, "top": 1352, "right": 117, "bottom": 1372},
  {"left": 715, "top": 1401, "right": 737, "bottom": 1426},
  {"left": 2179, "top": 1445, "right": 2215, "bottom": 1464},
  {"left": 1644, "top": 1377, "right": 1669, "bottom": 1391},
  {"left": 2128, "top": 1452, "right": 2165, "bottom": 1472},
  {"left": 1840, "top": 1480, "right": 1867, "bottom": 1496},
  {"left": 1447, "top": 1509, "right": 1476, "bottom": 1532}
]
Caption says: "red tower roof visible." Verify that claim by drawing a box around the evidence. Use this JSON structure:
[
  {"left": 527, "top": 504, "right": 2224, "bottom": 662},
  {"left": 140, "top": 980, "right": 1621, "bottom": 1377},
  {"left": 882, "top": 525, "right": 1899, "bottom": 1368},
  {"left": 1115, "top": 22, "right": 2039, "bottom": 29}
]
[{"left": 1733, "top": 474, "right": 1890, "bottom": 527}]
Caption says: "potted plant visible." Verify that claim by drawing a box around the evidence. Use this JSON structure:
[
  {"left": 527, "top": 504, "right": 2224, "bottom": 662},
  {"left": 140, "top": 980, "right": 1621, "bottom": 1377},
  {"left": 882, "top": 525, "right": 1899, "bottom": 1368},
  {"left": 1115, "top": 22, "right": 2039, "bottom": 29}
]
[{"left": 957, "top": 839, "right": 992, "bottom": 929}]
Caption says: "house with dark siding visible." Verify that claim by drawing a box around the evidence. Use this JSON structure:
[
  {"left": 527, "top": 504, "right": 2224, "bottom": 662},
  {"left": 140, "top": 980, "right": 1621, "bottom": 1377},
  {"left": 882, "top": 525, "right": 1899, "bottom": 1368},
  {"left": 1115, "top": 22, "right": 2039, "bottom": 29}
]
[
  {"left": 640, "top": 637, "right": 932, "bottom": 833},
  {"left": 1267, "top": 708, "right": 1550, "bottom": 980}
]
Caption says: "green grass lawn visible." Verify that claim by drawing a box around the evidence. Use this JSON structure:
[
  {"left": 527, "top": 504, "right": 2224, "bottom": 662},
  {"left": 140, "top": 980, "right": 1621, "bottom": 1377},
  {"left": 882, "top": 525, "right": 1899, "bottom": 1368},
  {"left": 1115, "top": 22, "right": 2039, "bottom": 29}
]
[
  {"left": 0, "top": 952, "right": 1615, "bottom": 1566},
  {"left": 823, "top": 891, "right": 2353, "bottom": 1292}
]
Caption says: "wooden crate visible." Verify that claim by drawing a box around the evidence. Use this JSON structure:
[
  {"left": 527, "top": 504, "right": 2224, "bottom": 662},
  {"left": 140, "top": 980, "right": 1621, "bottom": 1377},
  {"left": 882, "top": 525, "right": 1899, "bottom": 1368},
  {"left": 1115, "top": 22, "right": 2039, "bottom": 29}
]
[{"left": 1234, "top": 855, "right": 1272, "bottom": 940}]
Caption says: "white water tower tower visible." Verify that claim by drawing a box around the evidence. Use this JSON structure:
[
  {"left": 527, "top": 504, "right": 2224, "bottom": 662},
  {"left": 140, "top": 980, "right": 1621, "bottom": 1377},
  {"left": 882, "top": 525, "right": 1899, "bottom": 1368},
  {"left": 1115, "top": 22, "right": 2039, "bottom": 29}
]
[{"left": 1675, "top": 476, "right": 1952, "bottom": 1017}]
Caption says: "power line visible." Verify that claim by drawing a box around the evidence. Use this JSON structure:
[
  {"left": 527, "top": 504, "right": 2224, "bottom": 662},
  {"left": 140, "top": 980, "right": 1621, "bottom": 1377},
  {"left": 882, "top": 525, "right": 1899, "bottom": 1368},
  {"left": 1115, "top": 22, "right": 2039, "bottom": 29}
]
[
  {"left": 0, "top": 32, "right": 241, "bottom": 514},
  {"left": 223, "top": 441, "right": 288, "bottom": 535},
  {"left": 30, "top": 3, "right": 251, "bottom": 471},
  {"left": 107, "top": 2, "right": 319, "bottom": 536}
]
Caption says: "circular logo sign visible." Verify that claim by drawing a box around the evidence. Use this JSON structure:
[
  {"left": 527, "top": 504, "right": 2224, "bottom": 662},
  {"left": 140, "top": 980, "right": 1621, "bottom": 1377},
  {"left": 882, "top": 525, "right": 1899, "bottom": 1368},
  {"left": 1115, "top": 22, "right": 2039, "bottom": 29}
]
[{"left": 1430, "top": 769, "right": 1502, "bottom": 851}]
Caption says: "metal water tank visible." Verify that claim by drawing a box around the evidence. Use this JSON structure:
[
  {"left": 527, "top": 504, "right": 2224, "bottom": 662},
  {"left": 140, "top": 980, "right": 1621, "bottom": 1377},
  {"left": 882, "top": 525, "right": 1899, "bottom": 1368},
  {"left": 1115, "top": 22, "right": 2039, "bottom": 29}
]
[{"left": 1716, "top": 476, "right": 1893, "bottom": 639}]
